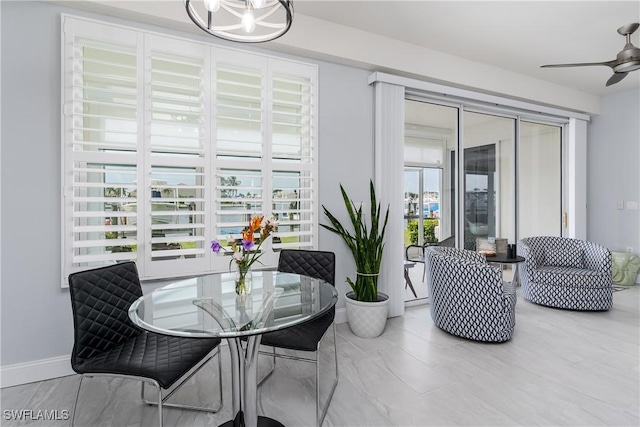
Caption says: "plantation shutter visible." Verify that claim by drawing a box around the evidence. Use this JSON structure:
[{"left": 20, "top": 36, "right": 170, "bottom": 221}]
[
  {"left": 144, "top": 35, "right": 210, "bottom": 278},
  {"left": 211, "top": 50, "right": 268, "bottom": 270},
  {"left": 63, "top": 16, "right": 318, "bottom": 283},
  {"left": 270, "top": 61, "right": 317, "bottom": 251},
  {"left": 62, "top": 19, "right": 141, "bottom": 279}
]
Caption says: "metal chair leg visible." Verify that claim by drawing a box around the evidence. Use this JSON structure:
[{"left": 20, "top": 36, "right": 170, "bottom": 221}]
[
  {"left": 317, "top": 323, "right": 339, "bottom": 427},
  {"left": 141, "top": 349, "right": 223, "bottom": 413},
  {"left": 69, "top": 376, "right": 84, "bottom": 427},
  {"left": 257, "top": 323, "right": 339, "bottom": 427},
  {"left": 257, "top": 347, "right": 277, "bottom": 387},
  {"left": 72, "top": 376, "right": 164, "bottom": 427},
  {"left": 157, "top": 384, "right": 163, "bottom": 427},
  {"left": 316, "top": 350, "right": 320, "bottom": 426}
]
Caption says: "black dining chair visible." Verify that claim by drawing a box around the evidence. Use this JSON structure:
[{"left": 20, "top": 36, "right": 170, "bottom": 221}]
[
  {"left": 258, "top": 249, "right": 338, "bottom": 427},
  {"left": 67, "top": 262, "right": 223, "bottom": 427},
  {"left": 405, "top": 244, "right": 427, "bottom": 281},
  {"left": 406, "top": 236, "right": 456, "bottom": 282}
]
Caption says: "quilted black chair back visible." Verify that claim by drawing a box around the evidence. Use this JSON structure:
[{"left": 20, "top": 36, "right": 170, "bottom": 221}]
[
  {"left": 68, "top": 262, "right": 143, "bottom": 371},
  {"left": 277, "top": 249, "right": 335, "bottom": 286}
]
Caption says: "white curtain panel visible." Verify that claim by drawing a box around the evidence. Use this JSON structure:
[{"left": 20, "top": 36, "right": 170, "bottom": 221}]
[{"left": 373, "top": 81, "right": 405, "bottom": 318}]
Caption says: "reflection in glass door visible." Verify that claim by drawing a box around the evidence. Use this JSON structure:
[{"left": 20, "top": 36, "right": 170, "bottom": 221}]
[
  {"left": 518, "top": 122, "right": 562, "bottom": 237},
  {"left": 404, "top": 105, "right": 560, "bottom": 251},
  {"left": 462, "top": 112, "right": 515, "bottom": 250}
]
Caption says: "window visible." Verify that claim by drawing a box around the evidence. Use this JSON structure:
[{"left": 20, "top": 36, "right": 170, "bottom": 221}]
[{"left": 62, "top": 16, "right": 318, "bottom": 283}]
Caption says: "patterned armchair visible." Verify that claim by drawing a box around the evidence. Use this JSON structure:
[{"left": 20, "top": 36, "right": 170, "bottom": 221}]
[
  {"left": 424, "top": 246, "right": 517, "bottom": 342},
  {"left": 517, "top": 236, "right": 613, "bottom": 311}
]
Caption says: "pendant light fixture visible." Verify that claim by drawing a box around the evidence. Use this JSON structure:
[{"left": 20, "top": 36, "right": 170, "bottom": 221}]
[{"left": 184, "top": 0, "right": 293, "bottom": 43}]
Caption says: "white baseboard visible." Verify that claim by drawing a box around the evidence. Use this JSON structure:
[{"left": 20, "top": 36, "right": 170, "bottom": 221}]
[
  {"left": 335, "top": 307, "right": 347, "bottom": 324},
  {"left": 1, "top": 356, "right": 75, "bottom": 389},
  {"left": 405, "top": 298, "right": 429, "bottom": 308}
]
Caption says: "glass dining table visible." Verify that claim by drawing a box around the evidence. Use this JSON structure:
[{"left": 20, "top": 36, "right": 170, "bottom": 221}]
[{"left": 129, "top": 270, "right": 338, "bottom": 427}]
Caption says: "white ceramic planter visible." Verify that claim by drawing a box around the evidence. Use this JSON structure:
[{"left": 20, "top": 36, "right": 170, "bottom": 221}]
[{"left": 345, "top": 291, "right": 389, "bottom": 338}]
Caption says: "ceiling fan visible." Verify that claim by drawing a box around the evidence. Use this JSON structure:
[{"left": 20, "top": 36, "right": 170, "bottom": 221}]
[{"left": 541, "top": 23, "right": 640, "bottom": 87}]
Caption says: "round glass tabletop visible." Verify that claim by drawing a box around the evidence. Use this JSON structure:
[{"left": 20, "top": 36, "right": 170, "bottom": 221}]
[{"left": 129, "top": 270, "right": 338, "bottom": 338}]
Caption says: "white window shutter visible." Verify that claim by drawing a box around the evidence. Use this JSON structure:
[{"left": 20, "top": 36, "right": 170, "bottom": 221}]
[
  {"left": 62, "top": 18, "right": 140, "bottom": 281},
  {"left": 142, "top": 35, "right": 210, "bottom": 279},
  {"left": 270, "top": 60, "right": 318, "bottom": 253},
  {"left": 211, "top": 50, "right": 268, "bottom": 271},
  {"left": 62, "top": 17, "right": 318, "bottom": 284}
]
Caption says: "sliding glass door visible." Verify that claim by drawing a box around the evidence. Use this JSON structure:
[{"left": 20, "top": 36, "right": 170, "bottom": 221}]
[
  {"left": 518, "top": 121, "right": 563, "bottom": 237},
  {"left": 462, "top": 112, "right": 515, "bottom": 249},
  {"left": 403, "top": 99, "right": 564, "bottom": 303},
  {"left": 404, "top": 102, "right": 564, "bottom": 241}
]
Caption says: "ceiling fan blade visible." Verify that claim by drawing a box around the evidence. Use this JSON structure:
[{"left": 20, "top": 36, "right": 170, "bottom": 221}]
[
  {"left": 606, "top": 72, "right": 628, "bottom": 86},
  {"left": 541, "top": 24, "right": 640, "bottom": 85},
  {"left": 541, "top": 61, "right": 614, "bottom": 69}
]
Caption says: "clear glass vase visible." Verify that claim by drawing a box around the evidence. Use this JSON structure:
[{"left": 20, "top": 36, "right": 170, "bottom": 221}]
[{"left": 235, "top": 266, "right": 252, "bottom": 296}]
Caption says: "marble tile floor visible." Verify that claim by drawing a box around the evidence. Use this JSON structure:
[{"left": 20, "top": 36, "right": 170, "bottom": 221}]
[{"left": 2, "top": 285, "right": 638, "bottom": 427}]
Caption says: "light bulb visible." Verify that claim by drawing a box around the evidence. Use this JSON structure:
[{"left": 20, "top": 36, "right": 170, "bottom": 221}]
[
  {"left": 204, "top": 0, "right": 221, "bottom": 12},
  {"left": 251, "top": 0, "right": 266, "bottom": 8},
  {"left": 242, "top": 7, "right": 256, "bottom": 33}
]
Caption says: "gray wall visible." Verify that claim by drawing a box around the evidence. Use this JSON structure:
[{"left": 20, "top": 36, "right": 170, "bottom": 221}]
[
  {"left": 0, "top": 1, "right": 372, "bottom": 366},
  {"left": 587, "top": 88, "right": 640, "bottom": 258}
]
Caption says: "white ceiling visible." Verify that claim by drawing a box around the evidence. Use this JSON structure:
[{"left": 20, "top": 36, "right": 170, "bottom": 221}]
[
  {"left": 51, "top": 0, "right": 640, "bottom": 99},
  {"left": 295, "top": 1, "right": 640, "bottom": 96}
]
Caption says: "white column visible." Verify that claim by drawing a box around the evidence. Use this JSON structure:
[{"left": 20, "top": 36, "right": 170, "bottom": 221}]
[{"left": 373, "top": 81, "right": 405, "bottom": 318}]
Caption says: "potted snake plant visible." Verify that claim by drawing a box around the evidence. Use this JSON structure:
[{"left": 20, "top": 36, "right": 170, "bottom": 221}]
[{"left": 321, "top": 180, "right": 390, "bottom": 338}]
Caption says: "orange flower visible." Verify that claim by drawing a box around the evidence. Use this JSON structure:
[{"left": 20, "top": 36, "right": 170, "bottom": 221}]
[
  {"left": 248, "top": 215, "right": 263, "bottom": 232},
  {"left": 242, "top": 228, "right": 255, "bottom": 243}
]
